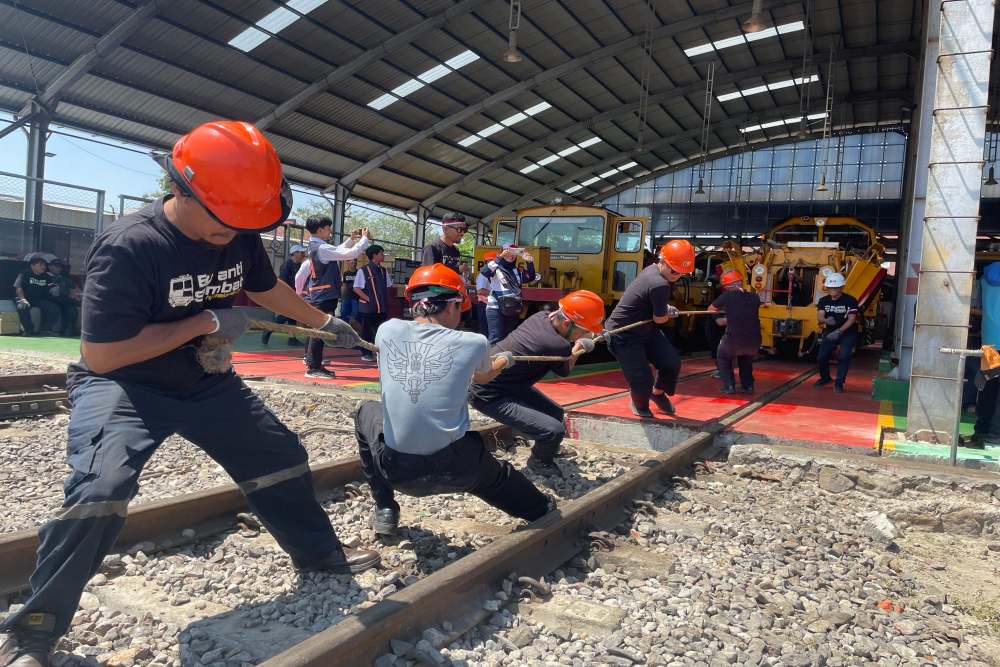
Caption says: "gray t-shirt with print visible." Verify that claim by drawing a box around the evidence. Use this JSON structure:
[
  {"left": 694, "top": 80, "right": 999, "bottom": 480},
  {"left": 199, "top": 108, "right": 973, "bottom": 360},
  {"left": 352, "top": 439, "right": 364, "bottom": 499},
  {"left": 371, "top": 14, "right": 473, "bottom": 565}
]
[{"left": 376, "top": 317, "right": 492, "bottom": 455}]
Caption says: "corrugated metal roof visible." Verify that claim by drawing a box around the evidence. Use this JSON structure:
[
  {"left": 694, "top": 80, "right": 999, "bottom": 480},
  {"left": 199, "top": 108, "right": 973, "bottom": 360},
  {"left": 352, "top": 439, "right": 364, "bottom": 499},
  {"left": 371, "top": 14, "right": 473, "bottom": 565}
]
[{"left": 0, "top": 0, "right": 942, "bottom": 220}]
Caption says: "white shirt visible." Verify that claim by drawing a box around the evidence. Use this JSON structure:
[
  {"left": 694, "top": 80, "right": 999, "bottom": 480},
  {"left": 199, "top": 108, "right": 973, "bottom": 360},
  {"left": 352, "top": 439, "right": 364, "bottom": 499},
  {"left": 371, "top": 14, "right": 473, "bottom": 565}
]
[
  {"left": 353, "top": 264, "right": 394, "bottom": 291},
  {"left": 294, "top": 235, "right": 370, "bottom": 294},
  {"left": 475, "top": 273, "right": 490, "bottom": 304}
]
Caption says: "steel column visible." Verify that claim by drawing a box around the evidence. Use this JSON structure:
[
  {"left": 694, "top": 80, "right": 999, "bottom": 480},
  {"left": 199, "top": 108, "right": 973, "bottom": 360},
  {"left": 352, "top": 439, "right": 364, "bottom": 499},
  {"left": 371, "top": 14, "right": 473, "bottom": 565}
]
[
  {"left": 894, "top": 1, "right": 941, "bottom": 376},
  {"left": 332, "top": 182, "right": 350, "bottom": 241},
  {"left": 24, "top": 114, "right": 49, "bottom": 252},
  {"left": 414, "top": 206, "right": 429, "bottom": 260},
  {"left": 905, "top": 0, "right": 995, "bottom": 443}
]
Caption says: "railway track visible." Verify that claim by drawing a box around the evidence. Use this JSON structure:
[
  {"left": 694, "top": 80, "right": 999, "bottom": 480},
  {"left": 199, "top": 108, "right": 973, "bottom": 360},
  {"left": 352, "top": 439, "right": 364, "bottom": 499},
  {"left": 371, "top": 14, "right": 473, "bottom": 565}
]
[
  {"left": 0, "top": 373, "right": 68, "bottom": 419},
  {"left": 0, "top": 364, "right": 815, "bottom": 666}
]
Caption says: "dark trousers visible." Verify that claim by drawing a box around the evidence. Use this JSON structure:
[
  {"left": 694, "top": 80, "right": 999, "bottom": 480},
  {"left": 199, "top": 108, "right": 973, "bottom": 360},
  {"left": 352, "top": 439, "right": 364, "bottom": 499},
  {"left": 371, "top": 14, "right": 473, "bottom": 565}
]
[
  {"left": 974, "top": 376, "right": 1000, "bottom": 438},
  {"left": 262, "top": 313, "right": 296, "bottom": 344},
  {"left": 354, "top": 401, "right": 549, "bottom": 521},
  {"left": 486, "top": 308, "right": 520, "bottom": 345},
  {"left": 305, "top": 299, "right": 338, "bottom": 369},
  {"left": 0, "top": 374, "right": 342, "bottom": 640},
  {"left": 18, "top": 300, "right": 61, "bottom": 335},
  {"left": 817, "top": 329, "right": 859, "bottom": 386},
  {"left": 357, "top": 312, "right": 387, "bottom": 356},
  {"left": 470, "top": 387, "right": 565, "bottom": 462},
  {"left": 52, "top": 298, "right": 78, "bottom": 335},
  {"left": 608, "top": 329, "right": 681, "bottom": 409},
  {"left": 705, "top": 317, "right": 725, "bottom": 359},
  {"left": 717, "top": 335, "right": 758, "bottom": 390},
  {"left": 477, "top": 303, "right": 489, "bottom": 336}
]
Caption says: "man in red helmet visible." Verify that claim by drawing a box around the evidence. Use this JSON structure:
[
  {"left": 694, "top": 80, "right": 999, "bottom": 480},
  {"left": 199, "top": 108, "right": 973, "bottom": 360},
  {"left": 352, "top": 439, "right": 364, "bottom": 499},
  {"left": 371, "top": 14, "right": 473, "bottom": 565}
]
[
  {"left": 605, "top": 239, "right": 695, "bottom": 418},
  {"left": 353, "top": 264, "right": 553, "bottom": 536},
  {"left": 708, "top": 270, "right": 762, "bottom": 394},
  {"left": 470, "top": 290, "right": 604, "bottom": 476},
  {"left": 0, "top": 121, "right": 378, "bottom": 667}
]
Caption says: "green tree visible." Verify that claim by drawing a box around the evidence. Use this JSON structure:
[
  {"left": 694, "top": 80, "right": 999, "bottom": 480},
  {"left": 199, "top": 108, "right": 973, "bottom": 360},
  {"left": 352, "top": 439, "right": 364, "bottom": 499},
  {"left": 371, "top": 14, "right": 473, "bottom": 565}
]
[
  {"left": 291, "top": 200, "right": 330, "bottom": 226},
  {"left": 143, "top": 172, "right": 172, "bottom": 199}
]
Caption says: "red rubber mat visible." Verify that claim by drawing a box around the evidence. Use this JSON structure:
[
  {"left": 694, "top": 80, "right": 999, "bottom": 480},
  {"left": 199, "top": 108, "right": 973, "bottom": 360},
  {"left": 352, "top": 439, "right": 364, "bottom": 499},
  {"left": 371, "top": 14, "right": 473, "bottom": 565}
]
[
  {"left": 570, "top": 360, "right": 805, "bottom": 422},
  {"left": 232, "top": 349, "right": 379, "bottom": 387},
  {"left": 733, "top": 357, "right": 879, "bottom": 447},
  {"left": 536, "top": 357, "right": 718, "bottom": 407}
]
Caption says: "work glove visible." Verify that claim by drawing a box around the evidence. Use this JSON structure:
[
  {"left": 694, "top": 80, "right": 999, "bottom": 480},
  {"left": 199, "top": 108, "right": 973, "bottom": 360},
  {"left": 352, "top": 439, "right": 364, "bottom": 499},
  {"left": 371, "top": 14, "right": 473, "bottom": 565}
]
[
  {"left": 825, "top": 317, "right": 837, "bottom": 326},
  {"left": 205, "top": 308, "right": 250, "bottom": 342},
  {"left": 826, "top": 329, "right": 842, "bottom": 342},
  {"left": 666, "top": 305, "right": 680, "bottom": 318},
  {"left": 494, "top": 351, "right": 516, "bottom": 368},
  {"left": 572, "top": 337, "right": 596, "bottom": 355},
  {"left": 320, "top": 315, "right": 361, "bottom": 348},
  {"left": 16, "top": 298, "right": 30, "bottom": 311}
]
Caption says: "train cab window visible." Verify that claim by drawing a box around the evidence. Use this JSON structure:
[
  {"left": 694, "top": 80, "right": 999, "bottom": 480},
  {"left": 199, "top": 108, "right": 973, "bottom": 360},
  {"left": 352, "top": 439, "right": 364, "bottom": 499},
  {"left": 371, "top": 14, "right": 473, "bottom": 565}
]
[
  {"left": 613, "top": 261, "right": 638, "bottom": 291},
  {"left": 496, "top": 220, "right": 516, "bottom": 247},
  {"left": 615, "top": 221, "right": 643, "bottom": 252},
  {"left": 518, "top": 216, "right": 604, "bottom": 253}
]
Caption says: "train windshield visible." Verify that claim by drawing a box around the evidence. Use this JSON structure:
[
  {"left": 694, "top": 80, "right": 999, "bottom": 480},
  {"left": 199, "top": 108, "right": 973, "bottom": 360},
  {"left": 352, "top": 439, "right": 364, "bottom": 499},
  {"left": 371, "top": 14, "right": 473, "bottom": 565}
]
[{"left": 518, "top": 216, "right": 605, "bottom": 254}]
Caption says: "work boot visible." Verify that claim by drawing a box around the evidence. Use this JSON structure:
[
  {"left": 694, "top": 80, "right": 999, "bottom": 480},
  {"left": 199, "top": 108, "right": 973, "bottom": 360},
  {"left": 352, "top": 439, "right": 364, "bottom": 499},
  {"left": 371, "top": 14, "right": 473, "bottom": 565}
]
[
  {"left": 650, "top": 393, "right": 675, "bottom": 415},
  {"left": 294, "top": 547, "right": 380, "bottom": 574},
  {"left": 305, "top": 368, "right": 335, "bottom": 379},
  {"left": 527, "top": 455, "right": 564, "bottom": 478},
  {"left": 962, "top": 435, "right": 988, "bottom": 450},
  {"left": 834, "top": 384, "right": 845, "bottom": 393},
  {"left": 371, "top": 507, "right": 400, "bottom": 536},
  {"left": 1, "top": 627, "right": 56, "bottom": 667},
  {"left": 740, "top": 385, "right": 754, "bottom": 394},
  {"left": 630, "top": 402, "right": 654, "bottom": 418},
  {"left": 814, "top": 378, "right": 831, "bottom": 387}
]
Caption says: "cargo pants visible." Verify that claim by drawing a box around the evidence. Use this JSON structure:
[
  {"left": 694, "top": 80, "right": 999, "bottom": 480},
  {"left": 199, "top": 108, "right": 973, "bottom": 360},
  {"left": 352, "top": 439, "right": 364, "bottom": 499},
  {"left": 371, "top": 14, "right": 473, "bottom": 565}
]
[{"left": 469, "top": 387, "right": 565, "bottom": 462}]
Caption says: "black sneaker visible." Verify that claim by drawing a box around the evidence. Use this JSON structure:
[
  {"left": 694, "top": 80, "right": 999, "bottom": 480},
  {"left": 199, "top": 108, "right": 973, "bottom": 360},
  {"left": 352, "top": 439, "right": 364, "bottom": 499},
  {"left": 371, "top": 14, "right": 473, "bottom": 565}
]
[
  {"left": 630, "top": 402, "right": 654, "bottom": 418},
  {"left": 720, "top": 385, "right": 736, "bottom": 395},
  {"left": 740, "top": 385, "right": 754, "bottom": 394},
  {"left": 294, "top": 547, "right": 381, "bottom": 574},
  {"left": 371, "top": 507, "right": 400, "bottom": 536},
  {"left": 650, "top": 393, "right": 675, "bottom": 415},
  {"left": 527, "top": 455, "right": 564, "bottom": 478},
  {"left": 834, "top": 384, "right": 845, "bottom": 393},
  {"left": 305, "top": 368, "right": 336, "bottom": 379},
  {"left": 814, "top": 378, "right": 831, "bottom": 387}
]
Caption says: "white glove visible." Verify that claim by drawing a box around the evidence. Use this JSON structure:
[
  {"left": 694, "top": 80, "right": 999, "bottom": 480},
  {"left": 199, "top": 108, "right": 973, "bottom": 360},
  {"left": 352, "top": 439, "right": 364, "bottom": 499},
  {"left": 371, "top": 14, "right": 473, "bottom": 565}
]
[
  {"left": 16, "top": 298, "right": 30, "bottom": 311},
  {"left": 320, "top": 315, "right": 361, "bottom": 348},
  {"left": 573, "top": 338, "right": 596, "bottom": 355},
  {"left": 494, "top": 351, "right": 515, "bottom": 368},
  {"left": 666, "top": 305, "right": 680, "bottom": 318},
  {"left": 487, "top": 260, "right": 499, "bottom": 271}
]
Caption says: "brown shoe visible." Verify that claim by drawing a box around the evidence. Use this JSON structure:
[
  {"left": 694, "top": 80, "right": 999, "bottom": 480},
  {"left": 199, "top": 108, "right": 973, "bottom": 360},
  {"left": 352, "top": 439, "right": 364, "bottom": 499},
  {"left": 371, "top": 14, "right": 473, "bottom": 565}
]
[{"left": 295, "top": 547, "right": 380, "bottom": 574}]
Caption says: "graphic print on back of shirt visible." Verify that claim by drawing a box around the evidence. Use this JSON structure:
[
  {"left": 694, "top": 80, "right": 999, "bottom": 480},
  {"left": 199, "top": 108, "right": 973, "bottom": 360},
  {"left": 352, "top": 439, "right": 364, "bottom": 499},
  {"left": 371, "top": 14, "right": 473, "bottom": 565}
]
[
  {"left": 167, "top": 262, "right": 245, "bottom": 308},
  {"left": 383, "top": 338, "right": 454, "bottom": 403}
]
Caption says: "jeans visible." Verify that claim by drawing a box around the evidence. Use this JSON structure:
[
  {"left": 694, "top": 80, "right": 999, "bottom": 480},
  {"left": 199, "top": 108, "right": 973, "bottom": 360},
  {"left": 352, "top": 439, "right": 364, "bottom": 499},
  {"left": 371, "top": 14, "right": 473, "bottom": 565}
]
[
  {"left": 817, "top": 329, "right": 859, "bottom": 386},
  {"left": 477, "top": 303, "right": 489, "bottom": 336},
  {"left": 485, "top": 308, "right": 520, "bottom": 345},
  {"left": 0, "top": 374, "right": 342, "bottom": 640},
  {"left": 339, "top": 297, "right": 358, "bottom": 323},
  {"left": 354, "top": 401, "right": 549, "bottom": 521},
  {"left": 470, "top": 387, "right": 565, "bottom": 462},
  {"left": 607, "top": 329, "right": 681, "bottom": 410},
  {"left": 305, "top": 299, "right": 338, "bottom": 370},
  {"left": 717, "top": 335, "right": 758, "bottom": 389}
]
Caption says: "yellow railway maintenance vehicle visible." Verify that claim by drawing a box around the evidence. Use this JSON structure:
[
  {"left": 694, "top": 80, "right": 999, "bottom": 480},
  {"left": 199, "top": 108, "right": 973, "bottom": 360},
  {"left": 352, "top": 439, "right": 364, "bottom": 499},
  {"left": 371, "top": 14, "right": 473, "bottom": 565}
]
[
  {"left": 476, "top": 204, "right": 649, "bottom": 312},
  {"left": 724, "top": 215, "right": 887, "bottom": 356}
]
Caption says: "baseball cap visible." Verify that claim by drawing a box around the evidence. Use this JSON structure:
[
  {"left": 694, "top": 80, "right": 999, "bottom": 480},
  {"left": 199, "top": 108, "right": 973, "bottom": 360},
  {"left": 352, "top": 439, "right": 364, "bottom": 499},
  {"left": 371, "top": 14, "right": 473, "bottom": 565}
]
[{"left": 290, "top": 244, "right": 307, "bottom": 254}]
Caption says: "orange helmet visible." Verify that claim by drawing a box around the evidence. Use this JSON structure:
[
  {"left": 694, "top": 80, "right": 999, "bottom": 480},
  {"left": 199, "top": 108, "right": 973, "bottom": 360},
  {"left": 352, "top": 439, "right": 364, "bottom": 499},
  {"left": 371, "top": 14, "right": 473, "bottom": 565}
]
[
  {"left": 405, "top": 263, "right": 471, "bottom": 312},
  {"left": 558, "top": 290, "right": 605, "bottom": 334},
  {"left": 720, "top": 270, "right": 743, "bottom": 288},
  {"left": 659, "top": 239, "right": 696, "bottom": 274},
  {"left": 154, "top": 120, "right": 291, "bottom": 233},
  {"left": 483, "top": 251, "right": 498, "bottom": 262}
]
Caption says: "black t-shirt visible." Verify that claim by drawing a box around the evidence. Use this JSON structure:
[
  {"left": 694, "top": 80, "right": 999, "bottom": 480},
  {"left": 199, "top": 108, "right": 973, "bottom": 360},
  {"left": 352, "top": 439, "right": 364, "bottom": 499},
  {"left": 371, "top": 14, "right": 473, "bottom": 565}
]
[
  {"left": 712, "top": 289, "right": 762, "bottom": 348},
  {"left": 67, "top": 197, "right": 277, "bottom": 393},
  {"left": 817, "top": 293, "right": 860, "bottom": 331},
  {"left": 342, "top": 268, "right": 358, "bottom": 299},
  {"left": 278, "top": 258, "right": 299, "bottom": 288},
  {"left": 470, "top": 311, "right": 572, "bottom": 403},
  {"left": 14, "top": 270, "right": 54, "bottom": 303},
  {"left": 605, "top": 264, "right": 672, "bottom": 337},
  {"left": 421, "top": 239, "right": 461, "bottom": 272}
]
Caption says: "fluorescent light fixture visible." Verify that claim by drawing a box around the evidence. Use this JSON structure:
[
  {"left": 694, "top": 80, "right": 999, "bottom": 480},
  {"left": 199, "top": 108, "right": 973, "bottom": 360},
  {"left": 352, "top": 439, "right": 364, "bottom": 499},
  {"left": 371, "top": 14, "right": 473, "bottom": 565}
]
[
  {"left": 229, "top": 0, "right": 329, "bottom": 52},
  {"left": 367, "top": 49, "right": 480, "bottom": 110},
  {"left": 684, "top": 20, "right": 805, "bottom": 58},
  {"left": 517, "top": 135, "right": 603, "bottom": 174},
  {"left": 740, "top": 111, "right": 828, "bottom": 133},
  {"left": 456, "top": 101, "right": 551, "bottom": 147},
  {"left": 717, "top": 74, "right": 818, "bottom": 102},
  {"left": 565, "top": 184, "right": 583, "bottom": 193}
]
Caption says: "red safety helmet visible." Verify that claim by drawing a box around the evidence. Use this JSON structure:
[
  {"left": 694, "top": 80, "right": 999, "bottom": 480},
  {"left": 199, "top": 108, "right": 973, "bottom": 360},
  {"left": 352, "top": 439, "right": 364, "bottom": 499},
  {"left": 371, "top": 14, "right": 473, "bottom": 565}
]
[
  {"left": 405, "top": 263, "right": 471, "bottom": 312},
  {"left": 483, "top": 250, "right": 498, "bottom": 262},
  {"left": 154, "top": 120, "right": 292, "bottom": 233},
  {"left": 558, "top": 290, "right": 605, "bottom": 334},
  {"left": 720, "top": 270, "right": 743, "bottom": 288},
  {"left": 659, "top": 239, "right": 696, "bottom": 274}
]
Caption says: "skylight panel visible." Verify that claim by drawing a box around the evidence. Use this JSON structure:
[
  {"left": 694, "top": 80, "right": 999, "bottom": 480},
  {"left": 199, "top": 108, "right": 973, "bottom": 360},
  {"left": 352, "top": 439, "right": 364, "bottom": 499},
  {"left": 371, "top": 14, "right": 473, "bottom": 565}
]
[
  {"left": 619, "top": 161, "right": 639, "bottom": 170},
  {"left": 501, "top": 112, "right": 528, "bottom": 126},
  {"left": 457, "top": 135, "right": 480, "bottom": 148},
  {"left": 537, "top": 154, "right": 561, "bottom": 166},
  {"left": 684, "top": 20, "right": 805, "bottom": 59},
  {"left": 520, "top": 164, "right": 541, "bottom": 174},
  {"left": 760, "top": 119, "right": 786, "bottom": 130},
  {"left": 767, "top": 78, "right": 796, "bottom": 91},
  {"left": 516, "top": 136, "right": 603, "bottom": 174},
  {"left": 599, "top": 169, "right": 619, "bottom": 178},
  {"left": 578, "top": 136, "right": 603, "bottom": 148},
  {"left": 582, "top": 176, "right": 601, "bottom": 186},
  {"left": 367, "top": 49, "right": 480, "bottom": 110},
  {"left": 557, "top": 145, "right": 582, "bottom": 157},
  {"left": 740, "top": 110, "right": 828, "bottom": 133},
  {"left": 565, "top": 184, "right": 584, "bottom": 193},
  {"left": 478, "top": 123, "right": 504, "bottom": 138},
  {"left": 524, "top": 102, "right": 552, "bottom": 116},
  {"left": 742, "top": 84, "right": 769, "bottom": 96},
  {"left": 807, "top": 111, "right": 828, "bottom": 120},
  {"left": 229, "top": 0, "right": 329, "bottom": 52},
  {"left": 717, "top": 74, "right": 819, "bottom": 102},
  {"left": 456, "top": 102, "right": 553, "bottom": 147}
]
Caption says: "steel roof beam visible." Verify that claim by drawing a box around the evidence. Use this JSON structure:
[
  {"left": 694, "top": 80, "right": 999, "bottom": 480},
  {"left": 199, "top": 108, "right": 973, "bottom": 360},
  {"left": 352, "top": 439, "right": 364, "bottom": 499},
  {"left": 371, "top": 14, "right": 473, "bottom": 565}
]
[
  {"left": 332, "top": 0, "right": 801, "bottom": 191},
  {"left": 416, "top": 40, "right": 916, "bottom": 215},
  {"left": 481, "top": 91, "right": 910, "bottom": 219},
  {"left": 19, "top": 0, "right": 160, "bottom": 116},
  {"left": 255, "top": 0, "right": 490, "bottom": 130}
]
